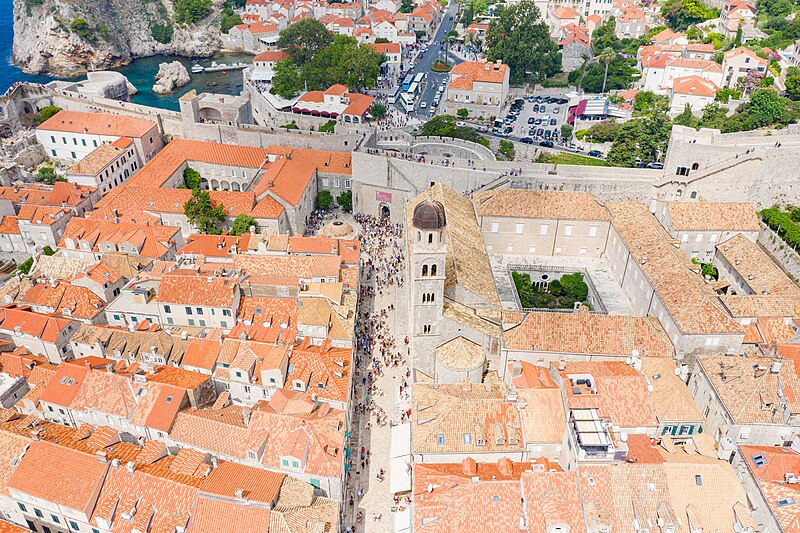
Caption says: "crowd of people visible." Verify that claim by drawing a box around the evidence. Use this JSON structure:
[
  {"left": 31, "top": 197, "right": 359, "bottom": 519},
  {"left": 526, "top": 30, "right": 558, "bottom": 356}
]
[
  {"left": 343, "top": 212, "right": 412, "bottom": 532},
  {"left": 354, "top": 213, "right": 405, "bottom": 292}
]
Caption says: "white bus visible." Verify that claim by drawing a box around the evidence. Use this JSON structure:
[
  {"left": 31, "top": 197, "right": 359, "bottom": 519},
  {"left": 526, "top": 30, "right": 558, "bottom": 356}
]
[
  {"left": 388, "top": 87, "right": 400, "bottom": 104},
  {"left": 399, "top": 92, "right": 415, "bottom": 112},
  {"left": 407, "top": 81, "right": 419, "bottom": 96}
]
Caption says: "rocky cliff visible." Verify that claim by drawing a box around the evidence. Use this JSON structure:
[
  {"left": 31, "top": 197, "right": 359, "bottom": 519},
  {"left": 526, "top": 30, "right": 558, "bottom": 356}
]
[{"left": 12, "top": 0, "right": 223, "bottom": 76}]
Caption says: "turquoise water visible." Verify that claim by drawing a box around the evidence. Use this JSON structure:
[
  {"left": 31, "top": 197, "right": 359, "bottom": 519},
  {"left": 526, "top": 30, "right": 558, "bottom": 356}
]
[{"left": 0, "top": 0, "right": 251, "bottom": 111}]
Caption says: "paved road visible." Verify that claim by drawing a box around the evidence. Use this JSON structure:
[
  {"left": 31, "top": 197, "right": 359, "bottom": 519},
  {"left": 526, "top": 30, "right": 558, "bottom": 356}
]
[{"left": 401, "top": 0, "right": 461, "bottom": 119}]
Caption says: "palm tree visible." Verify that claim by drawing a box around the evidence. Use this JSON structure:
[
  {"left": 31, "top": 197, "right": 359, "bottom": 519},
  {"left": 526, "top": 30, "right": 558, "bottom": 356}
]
[{"left": 600, "top": 47, "right": 616, "bottom": 94}]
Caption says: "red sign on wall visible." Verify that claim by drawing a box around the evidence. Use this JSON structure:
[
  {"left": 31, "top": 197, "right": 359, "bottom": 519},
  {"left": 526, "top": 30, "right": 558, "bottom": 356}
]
[{"left": 376, "top": 191, "right": 392, "bottom": 202}]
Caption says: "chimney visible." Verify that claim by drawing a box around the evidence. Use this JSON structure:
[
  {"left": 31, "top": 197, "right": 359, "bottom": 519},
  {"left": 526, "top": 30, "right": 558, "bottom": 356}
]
[
  {"left": 461, "top": 457, "right": 477, "bottom": 476},
  {"left": 243, "top": 408, "right": 252, "bottom": 426},
  {"left": 498, "top": 457, "right": 513, "bottom": 476},
  {"left": 126, "top": 461, "right": 136, "bottom": 474},
  {"left": 235, "top": 488, "right": 248, "bottom": 500},
  {"left": 96, "top": 450, "right": 109, "bottom": 463}
]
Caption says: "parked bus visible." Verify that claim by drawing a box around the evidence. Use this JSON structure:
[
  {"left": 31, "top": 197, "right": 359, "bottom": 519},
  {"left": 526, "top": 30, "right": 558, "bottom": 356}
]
[
  {"left": 399, "top": 92, "right": 414, "bottom": 112},
  {"left": 413, "top": 72, "right": 424, "bottom": 85},
  {"left": 388, "top": 87, "right": 400, "bottom": 104},
  {"left": 407, "top": 82, "right": 419, "bottom": 96},
  {"left": 401, "top": 74, "right": 414, "bottom": 92}
]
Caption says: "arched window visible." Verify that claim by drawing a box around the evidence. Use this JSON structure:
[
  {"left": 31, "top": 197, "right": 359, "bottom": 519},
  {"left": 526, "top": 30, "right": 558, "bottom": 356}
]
[
  {"left": 690, "top": 191, "right": 698, "bottom": 199},
  {"left": 428, "top": 233, "right": 433, "bottom": 244},
  {"left": 422, "top": 265, "right": 429, "bottom": 277},
  {"left": 430, "top": 293, "right": 435, "bottom": 302},
  {"left": 691, "top": 162, "right": 700, "bottom": 171},
  {"left": 676, "top": 189, "right": 683, "bottom": 198},
  {"left": 431, "top": 264, "right": 438, "bottom": 276}
]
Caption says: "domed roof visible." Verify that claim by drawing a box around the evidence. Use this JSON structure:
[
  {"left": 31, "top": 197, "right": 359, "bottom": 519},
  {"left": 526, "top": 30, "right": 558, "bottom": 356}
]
[{"left": 412, "top": 199, "right": 446, "bottom": 231}]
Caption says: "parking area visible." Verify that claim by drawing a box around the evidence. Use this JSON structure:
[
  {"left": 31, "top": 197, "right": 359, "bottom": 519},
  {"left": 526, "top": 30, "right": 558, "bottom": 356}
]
[{"left": 491, "top": 95, "right": 568, "bottom": 144}]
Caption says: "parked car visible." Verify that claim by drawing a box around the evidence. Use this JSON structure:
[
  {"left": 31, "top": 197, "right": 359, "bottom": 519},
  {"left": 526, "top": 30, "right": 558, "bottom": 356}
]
[
  {"left": 544, "top": 130, "right": 552, "bottom": 138},
  {"left": 646, "top": 162, "right": 664, "bottom": 169},
  {"left": 587, "top": 150, "right": 603, "bottom": 157},
  {"left": 533, "top": 104, "right": 540, "bottom": 113},
  {"left": 456, "top": 121, "right": 466, "bottom": 127},
  {"left": 503, "top": 126, "right": 513, "bottom": 134},
  {"left": 520, "top": 137, "right": 534, "bottom": 144},
  {"left": 553, "top": 106, "right": 561, "bottom": 114},
  {"left": 477, "top": 125, "right": 488, "bottom": 132},
  {"left": 514, "top": 98, "right": 525, "bottom": 105},
  {"left": 549, "top": 119, "right": 557, "bottom": 126},
  {"left": 438, "top": 86, "right": 444, "bottom": 93},
  {"left": 539, "top": 140, "right": 554, "bottom": 147},
  {"left": 420, "top": 101, "right": 427, "bottom": 108},
  {"left": 493, "top": 120, "right": 503, "bottom": 129},
  {"left": 536, "top": 128, "right": 545, "bottom": 136},
  {"left": 540, "top": 105, "right": 546, "bottom": 113}
]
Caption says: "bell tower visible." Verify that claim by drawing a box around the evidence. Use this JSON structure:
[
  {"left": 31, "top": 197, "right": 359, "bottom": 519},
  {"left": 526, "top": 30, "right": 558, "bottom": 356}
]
[{"left": 409, "top": 198, "right": 447, "bottom": 377}]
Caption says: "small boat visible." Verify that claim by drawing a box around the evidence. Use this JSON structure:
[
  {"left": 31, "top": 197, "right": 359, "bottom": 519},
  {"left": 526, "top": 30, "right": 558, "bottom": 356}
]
[{"left": 191, "top": 64, "right": 205, "bottom": 73}]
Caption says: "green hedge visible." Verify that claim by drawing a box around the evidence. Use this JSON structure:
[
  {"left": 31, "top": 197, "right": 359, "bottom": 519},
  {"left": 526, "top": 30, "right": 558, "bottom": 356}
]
[{"left": 761, "top": 207, "right": 800, "bottom": 250}]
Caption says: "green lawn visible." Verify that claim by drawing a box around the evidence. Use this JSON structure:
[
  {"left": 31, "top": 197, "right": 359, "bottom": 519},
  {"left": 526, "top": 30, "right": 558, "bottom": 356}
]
[{"left": 538, "top": 152, "right": 609, "bottom": 167}]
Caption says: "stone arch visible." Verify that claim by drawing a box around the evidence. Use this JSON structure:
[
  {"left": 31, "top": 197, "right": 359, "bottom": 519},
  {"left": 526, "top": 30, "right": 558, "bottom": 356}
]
[
  {"left": 232, "top": 182, "right": 241, "bottom": 191},
  {"left": 380, "top": 204, "right": 390, "bottom": 218},
  {"left": 221, "top": 180, "right": 231, "bottom": 191},
  {"left": 211, "top": 179, "right": 220, "bottom": 190},
  {"left": 691, "top": 162, "right": 700, "bottom": 171},
  {"left": 201, "top": 178, "right": 209, "bottom": 190},
  {"left": 199, "top": 107, "right": 223, "bottom": 122}
]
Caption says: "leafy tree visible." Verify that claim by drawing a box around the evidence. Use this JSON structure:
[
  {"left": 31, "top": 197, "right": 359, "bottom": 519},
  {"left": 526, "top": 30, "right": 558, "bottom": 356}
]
[
  {"left": 486, "top": 0, "right": 561, "bottom": 84},
  {"left": 183, "top": 167, "right": 202, "bottom": 190},
  {"left": 661, "top": 0, "right": 718, "bottom": 31},
  {"left": 184, "top": 188, "right": 226, "bottom": 235},
  {"left": 399, "top": 0, "right": 414, "bottom": 13},
  {"left": 370, "top": 102, "right": 387, "bottom": 120},
  {"left": 230, "top": 214, "right": 257, "bottom": 235},
  {"left": 271, "top": 59, "right": 303, "bottom": 98},
  {"left": 174, "top": 0, "right": 213, "bottom": 24},
  {"left": 748, "top": 88, "right": 787, "bottom": 122},
  {"left": 301, "top": 35, "right": 383, "bottom": 92},
  {"left": 716, "top": 86, "right": 741, "bottom": 103},
  {"left": 457, "top": 108, "right": 469, "bottom": 117},
  {"left": 38, "top": 106, "right": 61, "bottom": 123},
  {"left": 316, "top": 190, "right": 334, "bottom": 210},
  {"left": 585, "top": 120, "right": 621, "bottom": 142},
  {"left": 560, "top": 123, "right": 573, "bottom": 140},
  {"left": 606, "top": 121, "right": 641, "bottom": 167},
  {"left": 151, "top": 22, "right": 174, "bottom": 44},
  {"left": 569, "top": 55, "right": 637, "bottom": 93},
  {"left": 37, "top": 167, "right": 57, "bottom": 185},
  {"left": 761, "top": 0, "right": 793, "bottom": 17},
  {"left": 498, "top": 139, "right": 515, "bottom": 160},
  {"left": 786, "top": 67, "right": 800, "bottom": 100},
  {"left": 375, "top": 37, "right": 390, "bottom": 44},
  {"left": 337, "top": 190, "right": 353, "bottom": 212},
  {"left": 220, "top": 7, "right": 243, "bottom": 33},
  {"left": 278, "top": 19, "right": 334, "bottom": 65},
  {"left": 419, "top": 115, "right": 490, "bottom": 147},
  {"left": 673, "top": 104, "right": 697, "bottom": 127},
  {"left": 559, "top": 272, "right": 588, "bottom": 301},
  {"left": 42, "top": 246, "right": 56, "bottom": 256},
  {"left": 17, "top": 258, "right": 33, "bottom": 275}
]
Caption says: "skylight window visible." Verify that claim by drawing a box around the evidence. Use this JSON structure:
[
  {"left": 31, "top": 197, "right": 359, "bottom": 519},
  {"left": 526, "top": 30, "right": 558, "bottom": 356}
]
[
  {"left": 436, "top": 434, "right": 445, "bottom": 446},
  {"left": 166, "top": 396, "right": 173, "bottom": 404},
  {"left": 752, "top": 454, "right": 768, "bottom": 467},
  {"left": 695, "top": 475, "right": 703, "bottom": 486},
  {"left": 777, "top": 498, "right": 796, "bottom": 507}
]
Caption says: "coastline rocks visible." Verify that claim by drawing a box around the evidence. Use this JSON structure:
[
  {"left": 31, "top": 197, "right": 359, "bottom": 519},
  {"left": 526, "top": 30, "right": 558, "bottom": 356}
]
[
  {"left": 126, "top": 81, "right": 138, "bottom": 95},
  {"left": 12, "top": 0, "right": 221, "bottom": 76},
  {"left": 152, "top": 61, "right": 191, "bottom": 94}
]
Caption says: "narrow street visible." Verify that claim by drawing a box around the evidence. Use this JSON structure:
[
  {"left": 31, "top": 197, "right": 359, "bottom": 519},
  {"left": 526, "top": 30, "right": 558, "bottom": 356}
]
[{"left": 342, "top": 215, "right": 411, "bottom": 533}]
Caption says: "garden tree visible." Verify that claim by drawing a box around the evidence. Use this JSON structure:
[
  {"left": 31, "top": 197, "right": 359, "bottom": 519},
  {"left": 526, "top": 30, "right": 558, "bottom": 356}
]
[
  {"left": 558, "top": 272, "right": 589, "bottom": 301},
  {"left": 786, "top": 67, "right": 800, "bottom": 100},
  {"left": 747, "top": 88, "right": 787, "bottom": 123},
  {"left": 183, "top": 167, "right": 202, "bottom": 189},
  {"left": 661, "top": 0, "right": 717, "bottom": 31},
  {"left": 38, "top": 106, "right": 61, "bottom": 123},
  {"left": 316, "top": 190, "right": 334, "bottom": 210},
  {"left": 457, "top": 108, "right": 469, "bottom": 117},
  {"left": 499, "top": 139, "right": 515, "bottom": 160},
  {"left": 569, "top": 55, "right": 637, "bottom": 93},
  {"left": 736, "top": 69, "right": 766, "bottom": 95},
  {"left": 271, "top": 59, "right": 303, "bottom": 98},
  {"left": 184, "top": 188, "right": 226, "bottom": 235},
  {"left": 230, "top": 214, "right": 257, "bottom": 235},
  {"left": 461, "top": 0, "right": 488, "bottom": 25},
  {"left": 375, "top": 37, "right": 390, "bottom": 44},
  {"left": 606, "top": 122, "right": 640, "bottom": 167},
  {"left": 220, "top": 7, "right": 243, "bottom": 33},
  {"left": 419, "top": 116, "right": 490, "bottom": 147},
  {"left": 17, "top": 258, "right": 33, "bottom": 275},
  {"left": 560, "top": 123, "right": 573, "bottom": 140},
  {"left": 632, "top": 91, "right": 668, "bottom": 115},
  {"left": 37, "top": 167, "right": 57, "bottom": 185},
  {"left": 370, "top": 102, "right": 387, "bottom": 120},
  {"left": 277, "top": 19, "right": 334, "bottom": 65},
  {"left": 672, "top": 103, "right": 697, "bottom": 127},
  {"left": 761, "top": 0, "right": 793, "bottom": 17},
  {"left": 486, "top": 0, "right": 561, "bottom": 84},
  {"left": 337, "top": 190, "right": 353, "bottom": 212},
  {"left": 600, "top": 47, "right": 616, "bottom": 94},
  {"left": 585, "top": 120, "right": 621, "bottom": 142},
  {"left": 300, "top": 36, "right": 383, "bottom": 92},
  {"left": 399, "top": 0, "right": 414, "bottom": 13},
  {"left": 716, "top": 86, "right": 741, "bottom": 103},
  {"left": 42, "top": 246, "right": 56, "bottom": 256},
  {"left": 174, "top": 0, "right": 213, "bottom": 24}
]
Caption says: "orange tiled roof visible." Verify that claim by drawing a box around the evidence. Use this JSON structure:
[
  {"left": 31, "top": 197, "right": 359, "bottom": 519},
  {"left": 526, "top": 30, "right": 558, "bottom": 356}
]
[
  {"left": 38, "top": 110, "right": 157, "bottom": 138},
  {"left": 0, "top": 305, "right": 76, "bottom": 343},
  {"left": 156, "top": 272, "right": 239, "bottom": 308},
  {"left": 672, "top": 75, "right": 718, "bottom": 97},
  {"left": 178, "top": 234, "right": 252, "bottom": 258},
  {"left": 285, "top": 338, "right": 352, "bottom": 404},
  {"left": 449, "top": 61, "right": 508, "bottom": 90}
]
